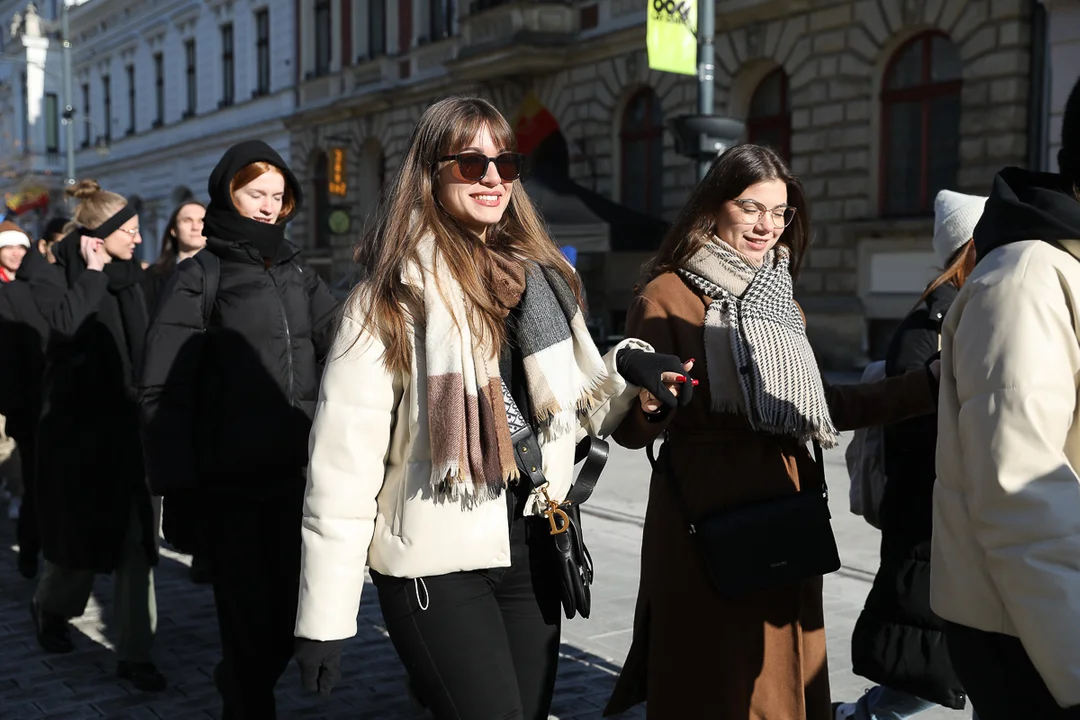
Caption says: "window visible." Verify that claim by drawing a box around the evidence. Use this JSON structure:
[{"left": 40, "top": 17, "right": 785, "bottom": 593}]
[
  {"left": 880, "top": 32, "right": 962, "bottom": 216},
  {"left": 102, "top": 74, "right": 111, "bottom": 142},
  {"left": 255, "top": 9, "right": 270, "bottom": 95},
  {"left": 184, "top": 39, "right": 197, "bottom": 116},
  {"left": 45, "top": 92, "right": 59, "bottom": 153},
  {"left": 368, "top": 0, "right": 386, "bottom": 58},
  {"left": 312, "top": 151, "right": 331, "bottom": 249},
  {"left": 221, "top": 23, "right": 235, "bottom": 106},
  {"left": 315, "top": 0, "right": 332, "bottom": 76},
  {"left": 126, "top": 65, "right": 135, "bottom": 135},
  {"left": 747, "top": 68, "right": 791, "bottom": 162},
  {"left": 154, "top": 53, "right": 164, "bottom": 126},
  {"left": 81, "top": 82, "right": 90, "bottom": 147},
  {"left": 429, "top": 0, "right": 451, "bottom": 42},
  {"left": 620, "top": 88, "right": 665, "bottom": 216}
]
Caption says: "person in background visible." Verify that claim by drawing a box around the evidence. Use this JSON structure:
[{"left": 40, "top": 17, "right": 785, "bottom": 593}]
[
  {"left": 38, "top": 216, "right": 69, "bottom": 264},
  {"left": 0, "top": 219, "right": 30, "bottom": 282},
  {"left": 140, "top": 141, "right": 340, "bottom": 719},
  {"left": 0, "top": 219, "right": 44, "bottom": 578},
  {"left": 142, "top": 200, "right": 209, "bottom": 584},
  {"left": 144, "top": 200, "right": 205, "bottom": 318},
  {"left": 839, "top": 190, "right": 986, "bottom": 720},
  {"left": 28, "top": 180, "right": 164, "bottom": 691},
  {"left": 932, "top": 76, "right": 1080, "bottom": 720}
]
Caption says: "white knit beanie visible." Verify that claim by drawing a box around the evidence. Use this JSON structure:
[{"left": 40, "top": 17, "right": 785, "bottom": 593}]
[
  {"left": 933, "top": 190, "right": 986, "bottom": 268},
  {"left": 0, "top": 220, "right": 31, "bottom": 250}
]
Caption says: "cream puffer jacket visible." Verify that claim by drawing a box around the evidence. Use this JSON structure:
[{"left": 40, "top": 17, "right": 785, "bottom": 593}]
[
  {"left": 295, "top": 307, "right": 649, "bottom": 642},
  {"left": 933, "top": 239, "right": 1080, "bottom": 707}
]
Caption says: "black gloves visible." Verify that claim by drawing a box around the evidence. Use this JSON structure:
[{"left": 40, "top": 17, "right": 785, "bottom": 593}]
[
  {"left": 295, "top": 638, "right": 344, "bottom": 696},
  {"left": 617, "top": 348, "right": 693, "bottom": 409}
]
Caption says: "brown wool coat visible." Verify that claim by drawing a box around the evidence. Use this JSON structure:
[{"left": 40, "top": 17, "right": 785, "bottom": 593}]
[{"left": 603, "top": 272, "right": 937, "bottom": 720}]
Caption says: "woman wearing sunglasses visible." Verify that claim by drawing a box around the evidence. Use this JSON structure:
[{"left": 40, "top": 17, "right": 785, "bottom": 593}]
[
  {"left": 291, "top": 96, "right": 687, "bottom": 720},
  {"left": 602, "top": 144, "right": 941, "bottom": 719}
]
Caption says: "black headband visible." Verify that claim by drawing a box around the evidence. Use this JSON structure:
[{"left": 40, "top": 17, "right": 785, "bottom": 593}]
[{"left": 81, "top": 204, "right": 137, "bottom": 239}]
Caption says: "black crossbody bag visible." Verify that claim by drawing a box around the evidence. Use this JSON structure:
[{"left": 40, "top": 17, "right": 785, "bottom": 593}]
[
  {"left": 646, "top": 435, "right": 840, "bottom": 597},
  {"left": 501, "top": 381, "right": 608, "bottom": 620}
]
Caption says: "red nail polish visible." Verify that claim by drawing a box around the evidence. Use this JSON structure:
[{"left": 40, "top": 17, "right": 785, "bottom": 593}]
[
  {"left": 688, "top": 358, "right": 696, "bottom": 363},
  {"left": 692, "top": 379, "right": 700, "bottom": 386},
  {"left": 675, "top": 375, "right": 687, "bottom": 382}
]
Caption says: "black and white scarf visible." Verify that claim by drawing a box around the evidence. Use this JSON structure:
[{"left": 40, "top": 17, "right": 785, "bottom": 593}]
[{"left": 680, "top": 240, "right": 838, "bottom": 448}]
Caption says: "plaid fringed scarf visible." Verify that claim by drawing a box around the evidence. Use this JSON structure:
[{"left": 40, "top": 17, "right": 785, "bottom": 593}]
[
  {"left": 418, "top": 237, "right": 608, "bottom": 501},
  {"left": 680, "top": 240, "right": 839, "bottom": 448}
]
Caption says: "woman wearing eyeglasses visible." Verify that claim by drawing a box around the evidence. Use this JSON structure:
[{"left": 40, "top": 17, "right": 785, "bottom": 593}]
[
  {"left": 28, "top": 179, "right": 166, "bottom": 691},
  {"left": 139, "top": 141, "right": 340, "bottom": 719},
  {"left": 290, "top": 96, "right": 686, "bottom": 720},
  {"left": 602, "top": 144, "right": 942, "bottom": 720}
]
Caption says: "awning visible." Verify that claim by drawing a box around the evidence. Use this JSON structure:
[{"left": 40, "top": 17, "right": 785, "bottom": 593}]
[{"left": 521, "top": 177, "right": 609, "bottom": 254}]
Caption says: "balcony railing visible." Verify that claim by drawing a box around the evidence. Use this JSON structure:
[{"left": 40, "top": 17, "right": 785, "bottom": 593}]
[{"left": 460, "top": 0, "right": 576, "bottom": 56}]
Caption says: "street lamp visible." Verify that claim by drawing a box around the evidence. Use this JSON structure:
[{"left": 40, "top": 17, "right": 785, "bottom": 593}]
[{"left": 666, "top": 115, "right": 745, "bottom": 174}]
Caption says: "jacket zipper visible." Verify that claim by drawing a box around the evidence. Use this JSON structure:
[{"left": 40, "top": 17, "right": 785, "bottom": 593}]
[{"left": 268, "top": 266, "right": 295, "bottom": 405}]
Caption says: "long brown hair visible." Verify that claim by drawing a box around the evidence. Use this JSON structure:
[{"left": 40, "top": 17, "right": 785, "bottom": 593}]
[
  {"left": 154, "top": 200, "right": 205, "bottom": 273},
  {"left": 646, "top": 144, "right": 810, "bottom": 282},
  {"left": 352, "top": 96, "right": 581, "bottom": 374},
  {"left": 918, "top": 239, "right": 976, "bottom": 304}
]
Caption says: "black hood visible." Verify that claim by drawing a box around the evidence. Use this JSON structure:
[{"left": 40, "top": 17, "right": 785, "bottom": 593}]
[
  {"left": 203, "top": 140, "right": 303, "bottom": 260},
  {"left": 13, "top": 239, "right": 53, "bottom": 284},
  {"left": 974, "top": 167, "right": 1080, "bottom": 263}
]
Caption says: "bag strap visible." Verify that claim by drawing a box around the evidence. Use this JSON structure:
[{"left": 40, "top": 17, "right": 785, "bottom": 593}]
[
  {"left": 647, "top": 435, "right": 829, "bottom": 536},
  {"left": 500, "top": 379, "right": 608, "bottom": 507},
  {"left": 193, "top": 250, "right": 220, "bottom": 329}
]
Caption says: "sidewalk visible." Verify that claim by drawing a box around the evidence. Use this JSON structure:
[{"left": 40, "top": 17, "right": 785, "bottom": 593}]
[{"left": 0, "top": 436, "right": 966, "bottom": 719}]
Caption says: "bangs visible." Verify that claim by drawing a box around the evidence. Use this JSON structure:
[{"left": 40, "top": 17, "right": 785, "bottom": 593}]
[{"left": 439, "top": 106, "right": 517, "bottom": 157}]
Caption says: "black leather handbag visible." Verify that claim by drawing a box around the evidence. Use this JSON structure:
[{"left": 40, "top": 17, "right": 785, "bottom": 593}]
[
  {"left": 647, "top": 435, "right": 840, "bottom": 597},
  {"left": 501, "top": 381, "right": 608, "bottom": 620}
]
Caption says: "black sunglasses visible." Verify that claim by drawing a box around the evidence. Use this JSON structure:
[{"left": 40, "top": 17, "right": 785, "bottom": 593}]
[{"left": 438, "top": 152, "right": 524, "bottom": 182}]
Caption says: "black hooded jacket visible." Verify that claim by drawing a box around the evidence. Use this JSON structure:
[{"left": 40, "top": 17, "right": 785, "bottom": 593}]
[
  {"left": 974, "top": 167, "right": 1080, "bottom": 261},
  {"left": 139, "top": 141, "right": 340, "bottom": 494}
]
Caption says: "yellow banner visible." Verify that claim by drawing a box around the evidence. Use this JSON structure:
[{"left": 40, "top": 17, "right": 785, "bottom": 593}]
[{"left": 647, "top": 0, "right": 697, "bottom": 76}]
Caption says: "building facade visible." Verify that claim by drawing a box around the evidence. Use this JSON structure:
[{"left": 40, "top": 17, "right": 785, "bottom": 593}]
[
  {"left": 55, "top": 0, "right": 299, "bottom": 265},
  {"left": 0, "top": 0, "right": 69, "bottom": 232},
  {"left": 287, "top": 0, "right": 1046, "bottom": 367}
]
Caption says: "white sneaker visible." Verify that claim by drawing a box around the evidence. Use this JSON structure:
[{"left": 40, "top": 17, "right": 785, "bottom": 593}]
[
  {"left": 7, "top": 496, "right": 21, "bottom": 520},
  {"left": 833, "top": 702, "right": 857, "bottom": 720}
]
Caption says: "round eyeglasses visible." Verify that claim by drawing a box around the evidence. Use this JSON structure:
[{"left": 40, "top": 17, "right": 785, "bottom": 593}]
[{"left": 733, "top": 199, "right": 797, "bottom": 228}]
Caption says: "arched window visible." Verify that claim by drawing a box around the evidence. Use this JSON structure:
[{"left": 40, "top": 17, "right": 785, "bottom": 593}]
[
  {"left": 311, "top": 151, "right": 331, "bottom": 249},
  {"left": 880, "top": 32, "right": 962, "bottom": 216},
  {"left": 747, "top": 67, "right": 791, "bottom": 162},
  {"left": 620, "top": 88, "right": 664, "bottom": 216}
]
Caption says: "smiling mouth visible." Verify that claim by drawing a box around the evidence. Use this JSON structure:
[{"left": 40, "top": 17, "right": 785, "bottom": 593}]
[
  {"left": 471, "top": 194, "right": 502, "bottom": 207},
  {"left": 253, "top": 217, "right": 273, "bottom": 223}
]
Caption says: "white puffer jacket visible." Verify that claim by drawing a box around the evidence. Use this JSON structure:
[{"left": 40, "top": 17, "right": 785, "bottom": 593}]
[{"left": 295, "top": 306, "right": 648, "bottom": 642}]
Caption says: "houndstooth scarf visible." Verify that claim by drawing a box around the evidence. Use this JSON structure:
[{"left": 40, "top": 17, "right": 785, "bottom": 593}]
[
  {"left": 680, "top": 240, "right": 839, "bottom": 448},
  {"left": 418, "top": 237, "right": 608, "bottom": 501}
]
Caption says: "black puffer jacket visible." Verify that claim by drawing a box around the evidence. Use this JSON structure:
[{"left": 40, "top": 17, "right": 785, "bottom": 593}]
[
  {"left": 851, "top": 283, "right": 966, "bottom": 710},
  {"left": 139, "top": 143, "right": 340, "bottom": 494}
]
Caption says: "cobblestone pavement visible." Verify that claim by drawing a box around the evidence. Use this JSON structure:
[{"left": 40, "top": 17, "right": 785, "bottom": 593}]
[{"left": 0, "top": 432, "right": 967, "bottom": 719}]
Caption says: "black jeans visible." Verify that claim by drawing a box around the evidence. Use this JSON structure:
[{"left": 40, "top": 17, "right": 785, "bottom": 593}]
[
  {"left": 946, "top": 621, "right": 1080, "bottom": 720},
  {"left": 206, "top": 488, "right": 302, "bottom": 720},
  {"left": 372, "top": 493, "right": 563, "bottom": 720}
]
